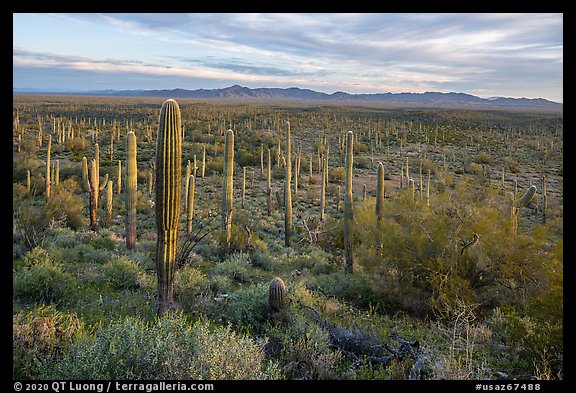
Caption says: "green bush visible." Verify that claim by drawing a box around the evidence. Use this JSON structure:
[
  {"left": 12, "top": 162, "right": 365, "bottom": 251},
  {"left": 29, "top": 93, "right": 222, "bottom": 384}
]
[
  {"left": 21, "top": 246, "right": 53, "bottom": 268},
  {"left": 212, "top": 253, "right": 252, "bottom": 283},
  {"left": 225, "top": 282, "right": 269, "bottom": 331},
  {"left": 13, "top": 264, "right": 74, "bottom": 304},
  {"left": 45, "top": 313, "right": 281, "bottom": 380},
  {"left": 13, "top": 305, "right": 85, "bottom": 379},
  {"left": 101, "top": 257, "right": 145, "bottom": 290},
  {"left": 175, "top": 265, "right": 209, "bottom": 310}
]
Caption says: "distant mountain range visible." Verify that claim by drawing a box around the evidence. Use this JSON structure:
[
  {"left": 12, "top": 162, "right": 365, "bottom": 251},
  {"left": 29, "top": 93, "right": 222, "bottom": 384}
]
[{"left": 14, "top": 85, "right": 563, "bottom": 111}]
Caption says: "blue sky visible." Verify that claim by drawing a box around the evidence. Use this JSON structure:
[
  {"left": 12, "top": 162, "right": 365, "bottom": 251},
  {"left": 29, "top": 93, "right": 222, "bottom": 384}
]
[{"left": 13, "top": 13, "right": 563, "bottom": 102}]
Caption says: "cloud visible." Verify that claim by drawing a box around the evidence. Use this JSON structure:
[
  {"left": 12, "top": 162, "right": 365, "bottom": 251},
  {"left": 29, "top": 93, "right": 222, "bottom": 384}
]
[{"left": 13, "top": 13, "right": 563, "bottom": 101}]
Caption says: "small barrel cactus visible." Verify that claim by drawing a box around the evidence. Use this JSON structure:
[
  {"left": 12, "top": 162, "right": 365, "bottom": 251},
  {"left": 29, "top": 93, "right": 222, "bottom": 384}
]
[{"left": 268, "top": 277, "right": 287, "bottom": 311}]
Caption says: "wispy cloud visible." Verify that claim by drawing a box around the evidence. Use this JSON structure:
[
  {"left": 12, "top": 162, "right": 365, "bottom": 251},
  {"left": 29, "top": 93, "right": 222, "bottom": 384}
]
[{"left": 13, "top": 13, "right": 563, "bottom": 101}]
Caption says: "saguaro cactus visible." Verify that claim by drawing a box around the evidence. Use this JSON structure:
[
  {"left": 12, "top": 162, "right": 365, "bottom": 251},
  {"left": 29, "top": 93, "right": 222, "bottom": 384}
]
[
  {"left": 242, "top": 166, "right": 246, "bottom": 209},
  {"left": 344, "top": 130, "right": 354, "bottom": 273},
  {"left": 376, "top": 162, "right": 385, "bottom": 255},
  {"left": 117, "top": 160, "right": 122, "bottom": 194},
  {"left": 125, "top": 131, "right": 138, "bottom": 251},
  {"left": 187, "top": 175, "right": 195, "bottom": 235},
  {"left": 542, "top": 175, "right": 547, "bottom": 222},
  {"left": 202, "top": 144, "right": 206, "bottom": 179},
  {"left": 45, "top": 135, "right": 51, "bottom": 200},
  {"left": 104, "top": 180, "right": 114, "bottom": 228},
  {"left": 155, "top": 99, "right": 182, "bottom": 315},
  {"left": 267, "top": 148, "right": 272, "bottom": 216},
  {"left": 512, "top": 185, "right": 537, "bottom": 208},
  {"left": 376, "top": 162, "right": 385, "bottom": 221},
  {"left": 285, "top": 121, "right": 293, "bottom": 247},
  {"left": 81, "top": 157, "right": 89, "bottom": 192},
  {"left": 320, "top": 156, "right": 326, "bottom": 222},
  {"left": 222, "top": 129, "right": 235, "bottom": 247},
  {"left": 86, "top": 158, "right": 109, "bottom": 231},
  {"left": 55, "top": 159, "right": 60, "bottom": 186},
  {"left": 268, "top": 277, "right": 287, "bottom": 312}
]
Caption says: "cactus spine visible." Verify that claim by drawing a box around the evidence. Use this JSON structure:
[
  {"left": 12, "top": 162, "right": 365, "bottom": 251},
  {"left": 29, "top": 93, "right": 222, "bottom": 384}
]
[
  {"left": 268, "top": 277, "right": 287, "bottom": 312},
  {"left": 45, "top": 135, "right": 51, "bottom": 200},
  {"left": 187, "top": 175, "right": 195, "bottom": 235},
  {"left": 222, "top": 129, "right": 234, "bottom": 247},
  {"left": 125, "top": 131, "right": 138, "bottom": 251},
  {"left": 155, "top": 99, "right": 182, "bottom": 315},
  {"left": 344, "top": 130, "right": 354, "bottom": 273},
  {"left": 284, "top": 121, "right": 292, "bottom": 247}
]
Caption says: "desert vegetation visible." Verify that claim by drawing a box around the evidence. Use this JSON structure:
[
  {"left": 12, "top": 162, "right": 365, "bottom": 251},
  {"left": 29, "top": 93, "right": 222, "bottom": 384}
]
[{"left": 13, "top": 94, "right": 563, "bottom": 380}]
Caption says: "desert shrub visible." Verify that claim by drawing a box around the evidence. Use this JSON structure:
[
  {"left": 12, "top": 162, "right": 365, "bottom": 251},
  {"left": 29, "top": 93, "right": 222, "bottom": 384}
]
[
  {"left": 90, "top": 235, "right": 116, "bottom": 251},
  {"left": 174, "top": 265, "right": 209, "bottom": 310},
  {"left": 271, "top": 312, "right": 343, "bottom": 379},
  {"left": 473, "top": 152, "right": 493, "bottom": 165},
  {"left": 21, "top": 246, "right": 53, "bottom": 268},
  {"left": 306, "top": 271, "right": 380, "bottom": 310},
  {"left": 466, "top": 162, "right": 483, "bottom": 175},
  {"left": 13, "top": 263, "right": 75, "bottom": 304},
  {"left": 14, "top": 180, "right": 86, "bottom": 248},
  {"left": 487, "top": 245, "right": 563, "bottom": 379},
  {"left": 100, "top": 257, "right": 145, "bottom": 290},
  {"left": 13, "top": 182, "right": 28, "bottom": 201},
  {"left": 225, "top": 282, "right": 269, "bottom": 331},
  {"left": 249, "top": 250, "right": 275, "bottom": 271},
  {"left": 192, "top": 320, "right": 281, "bottom": 379},
  {"left": 212, "top": 253, "right": 252, "bottom": 284},
  {"left": 13, "top": 305, "right": 85, "bottom": 379},
  {"left": 45, "top": 313, "right": 280, "bottom": 379},
  {"left": 329, "top": 166, "right": 345, "bottom": 183},
  {"left": 82, "top": 246, "right": 113, "bottom": 265}
]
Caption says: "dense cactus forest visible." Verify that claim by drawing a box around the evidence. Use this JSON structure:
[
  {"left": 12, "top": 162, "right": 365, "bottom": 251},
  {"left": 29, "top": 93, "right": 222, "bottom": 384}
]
[{"left": 13, "top": 94, "right": 563, "bottom": 380}]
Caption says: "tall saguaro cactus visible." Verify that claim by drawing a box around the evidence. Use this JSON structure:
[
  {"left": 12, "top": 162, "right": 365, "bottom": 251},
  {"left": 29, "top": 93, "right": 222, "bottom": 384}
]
[
  {"left": 45, "top": 135, "right": 52, "bottom": 200},
  {"left": 344, "top": 130, "right": 354, "bottom": 273},
  {"left": 125, "top": 131, "right": 138, "bottom": 251},
  {"left": 320, "top": 155, "right": 326, "bottom": 222},
  {"left": 284, "top": 121, "right": 293, "bottom": 247},
  {"left": 187, "top": 175, "right": 195, "bottom": 235},
  {"left": 376, "top": 162, "right": 385, "bottom": 221},
  {"left": 376, "top": 162, "right": 385, "bottom": 255},
  {"left": 155, "top": 99, "right": 182, "bottom": 315},
  {"left": 86, "top": 159, "right": 109, "bottom": 231},
  {"left": 222, "top": 129, "right": 235, "bottom": 247},
  {"left": 267, "top": 148, "right": 272, "bottom": 216}
]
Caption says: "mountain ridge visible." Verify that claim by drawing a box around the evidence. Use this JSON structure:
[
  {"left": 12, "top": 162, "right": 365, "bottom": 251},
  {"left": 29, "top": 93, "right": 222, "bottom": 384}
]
[{"left": 13, "top": 85, "right": 563, "bottom": 110}]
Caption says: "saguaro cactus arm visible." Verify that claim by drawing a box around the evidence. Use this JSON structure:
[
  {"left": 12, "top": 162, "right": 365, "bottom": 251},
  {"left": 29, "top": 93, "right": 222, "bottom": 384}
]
[{"left": 512, "top": 185, "right": 537, "bottom": 208}]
